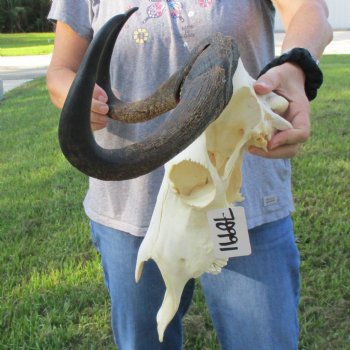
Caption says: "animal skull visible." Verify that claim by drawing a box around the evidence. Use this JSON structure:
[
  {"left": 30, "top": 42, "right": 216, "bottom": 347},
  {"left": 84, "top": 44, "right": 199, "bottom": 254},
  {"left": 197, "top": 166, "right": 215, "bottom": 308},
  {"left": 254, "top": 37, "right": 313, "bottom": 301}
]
[{"left": 135, "top": 59, "right": 292, "bottom": 342}]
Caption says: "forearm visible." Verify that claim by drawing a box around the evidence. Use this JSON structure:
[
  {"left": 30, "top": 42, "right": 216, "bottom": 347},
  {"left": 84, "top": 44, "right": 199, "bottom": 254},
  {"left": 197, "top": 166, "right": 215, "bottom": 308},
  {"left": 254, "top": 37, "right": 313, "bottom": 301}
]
[
  {"left": 46, "top": 66, "right": 76, "bottom": 110},
  {"left": 274, "top": 0, "right": 333, "bottom": 58},
  {"left": 46, "top": 21, "right": 92, "bottom": 111}
]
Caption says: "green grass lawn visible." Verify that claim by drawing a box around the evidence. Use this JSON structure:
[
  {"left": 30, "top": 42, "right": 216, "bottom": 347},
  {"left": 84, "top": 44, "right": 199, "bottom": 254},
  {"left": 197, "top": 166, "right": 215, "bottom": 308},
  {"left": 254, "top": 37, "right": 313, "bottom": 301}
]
[
  {"left": 0, "top": 55, "right": 349, "bottom": 349},
  {"left": 0, "top": 33, "right": 54, "bottom": 56}
]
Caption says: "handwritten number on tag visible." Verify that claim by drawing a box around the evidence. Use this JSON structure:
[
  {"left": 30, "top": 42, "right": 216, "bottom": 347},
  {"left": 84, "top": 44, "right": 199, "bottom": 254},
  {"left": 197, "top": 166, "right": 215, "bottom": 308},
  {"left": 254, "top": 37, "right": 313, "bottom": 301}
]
[
  {"left": 214, "top": 208, "right": 238, "bottom": 251},
  {"left": 207, "top": 206, "right": 251, "bottom": 259}
]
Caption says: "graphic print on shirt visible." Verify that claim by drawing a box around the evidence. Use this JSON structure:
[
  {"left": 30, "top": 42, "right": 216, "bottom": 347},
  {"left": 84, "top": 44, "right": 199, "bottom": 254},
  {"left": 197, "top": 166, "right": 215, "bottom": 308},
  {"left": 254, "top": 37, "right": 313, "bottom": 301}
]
[
  {"left": 167, "top": 0, "right": 185, "bottom": 22},
  {"left": 134, "top": 0, "right": 214, "bottom": 46},
  {"left": 198, "top": 0, "right": 213, "bottom": 8},
  {"left": 133, "top": 28, "right": 149, "bottom": 44},
  {"left": 143, "top": 0, "right": 185, "bottom": 23},
  {"left": 143, "top": 2, "right": 165, "bottom": 23}
]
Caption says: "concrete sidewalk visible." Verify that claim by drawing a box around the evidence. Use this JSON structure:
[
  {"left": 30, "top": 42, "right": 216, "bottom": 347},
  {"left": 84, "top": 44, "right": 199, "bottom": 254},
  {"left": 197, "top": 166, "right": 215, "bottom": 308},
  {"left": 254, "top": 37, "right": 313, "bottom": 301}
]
[
  {"left": 0, "top": 54, "right": 51, "bottom": 95},
  {"left": 0, "top": 31, "right": 349, "bottom": 97}
]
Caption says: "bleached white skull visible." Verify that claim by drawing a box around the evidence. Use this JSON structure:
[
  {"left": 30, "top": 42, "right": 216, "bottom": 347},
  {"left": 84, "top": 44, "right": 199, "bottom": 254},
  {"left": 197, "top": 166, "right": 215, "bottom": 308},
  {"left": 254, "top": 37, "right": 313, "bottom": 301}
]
[{"left": 135, "top": 59, "right": 292, "bottom": 342}]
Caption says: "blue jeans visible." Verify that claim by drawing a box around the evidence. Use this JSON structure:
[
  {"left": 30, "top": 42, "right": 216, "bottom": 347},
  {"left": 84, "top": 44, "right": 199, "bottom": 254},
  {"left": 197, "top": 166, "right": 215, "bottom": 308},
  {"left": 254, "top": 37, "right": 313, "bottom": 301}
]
[{"left": 90, "top": 216, "right": 300, "bottom": 350}]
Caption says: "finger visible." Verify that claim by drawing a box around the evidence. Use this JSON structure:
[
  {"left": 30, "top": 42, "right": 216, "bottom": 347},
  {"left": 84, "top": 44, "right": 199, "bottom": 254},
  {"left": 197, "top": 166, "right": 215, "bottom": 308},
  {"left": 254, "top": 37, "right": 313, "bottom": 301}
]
[
  {"left": 268, "top": 127, "right": 310, "bottom": 150},
  {"left": 91, "top": 97, "right": 109, "bottom": 115},
  {"left": 91, "top": 112, "right": 109, "bottom": 131},
  {"left": 254, "top": 80, "right": 274, "bottom": 95},
  {"left": 254, "top": 68, "right": 280, "bottom": 95},
  {"left": 93, "top": 83, "right": 108, "bottom": 102},
  {"left": 249, "top": 143, "right": 301, "bottom": 159}
]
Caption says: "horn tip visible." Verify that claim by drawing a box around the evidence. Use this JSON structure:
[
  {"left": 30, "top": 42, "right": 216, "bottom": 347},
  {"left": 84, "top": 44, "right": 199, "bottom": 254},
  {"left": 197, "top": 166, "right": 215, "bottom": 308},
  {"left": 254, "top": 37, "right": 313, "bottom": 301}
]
[{"left": 126, "top": 7, "right": 139, "bottom": 17}]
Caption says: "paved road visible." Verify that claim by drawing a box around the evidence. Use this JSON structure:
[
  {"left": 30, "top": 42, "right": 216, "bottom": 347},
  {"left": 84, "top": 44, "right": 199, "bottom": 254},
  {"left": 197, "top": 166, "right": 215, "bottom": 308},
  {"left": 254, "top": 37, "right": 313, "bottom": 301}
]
[{"left": 0, "top": 31, "right": 349, "bottom": 97}]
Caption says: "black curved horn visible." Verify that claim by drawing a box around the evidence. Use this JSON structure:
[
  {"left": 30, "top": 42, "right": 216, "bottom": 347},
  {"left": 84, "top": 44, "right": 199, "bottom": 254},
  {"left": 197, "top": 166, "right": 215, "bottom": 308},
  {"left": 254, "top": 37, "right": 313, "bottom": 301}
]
[{"left": 58, "top": 8, "right": 239, "bottom": 181}]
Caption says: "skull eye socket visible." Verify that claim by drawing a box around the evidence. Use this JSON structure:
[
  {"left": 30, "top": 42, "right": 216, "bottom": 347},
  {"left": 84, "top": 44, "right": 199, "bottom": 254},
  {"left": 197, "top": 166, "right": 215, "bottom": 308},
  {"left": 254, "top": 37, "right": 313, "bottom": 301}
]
[{"left": 168, "top": 160, "right": 216, "bottom": 208}]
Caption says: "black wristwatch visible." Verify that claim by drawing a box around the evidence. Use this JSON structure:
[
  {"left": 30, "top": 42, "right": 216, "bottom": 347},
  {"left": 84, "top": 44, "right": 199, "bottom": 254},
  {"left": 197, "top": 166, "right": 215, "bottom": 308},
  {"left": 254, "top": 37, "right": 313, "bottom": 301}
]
[{"left": 258, "top": 48, "right": 323, "bottom": 101}]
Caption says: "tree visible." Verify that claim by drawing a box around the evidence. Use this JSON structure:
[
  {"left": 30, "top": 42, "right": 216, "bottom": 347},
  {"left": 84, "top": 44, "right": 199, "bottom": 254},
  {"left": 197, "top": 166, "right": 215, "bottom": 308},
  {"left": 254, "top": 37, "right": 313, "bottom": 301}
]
[{"left": 0, "top": 0, "right": 52, "bottom": 33}]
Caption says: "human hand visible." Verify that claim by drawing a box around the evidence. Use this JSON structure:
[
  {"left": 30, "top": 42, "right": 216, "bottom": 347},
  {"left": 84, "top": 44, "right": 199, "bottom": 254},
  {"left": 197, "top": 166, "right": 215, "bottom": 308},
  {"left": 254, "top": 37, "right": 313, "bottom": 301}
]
[
  {"left": 91, "top": 84, "right": 109, "bottom": 131},
  {"left": 250, "top": 62, "right": 310, "bottom": 158}
]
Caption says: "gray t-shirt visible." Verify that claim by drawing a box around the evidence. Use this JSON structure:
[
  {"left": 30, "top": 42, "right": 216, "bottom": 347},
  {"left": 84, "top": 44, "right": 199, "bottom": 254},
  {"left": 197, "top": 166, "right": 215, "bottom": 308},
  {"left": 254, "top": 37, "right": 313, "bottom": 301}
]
[{"left": 49, "top": 0, "right": 294, "bottom": 236}]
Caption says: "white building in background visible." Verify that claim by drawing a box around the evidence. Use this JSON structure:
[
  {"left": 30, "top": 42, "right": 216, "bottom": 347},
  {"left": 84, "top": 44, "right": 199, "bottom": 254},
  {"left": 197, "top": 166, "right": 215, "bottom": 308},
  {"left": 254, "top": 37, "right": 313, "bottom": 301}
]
[{"left": 275, "top": 0, "right": 350, "bottom": 31}]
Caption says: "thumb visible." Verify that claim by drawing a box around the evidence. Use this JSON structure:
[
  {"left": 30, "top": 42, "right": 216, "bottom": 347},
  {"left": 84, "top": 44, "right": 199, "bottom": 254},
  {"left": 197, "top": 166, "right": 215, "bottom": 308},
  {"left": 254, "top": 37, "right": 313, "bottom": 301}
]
[{"left": 254, "top": 70, "right": 278, "bottom": 95}]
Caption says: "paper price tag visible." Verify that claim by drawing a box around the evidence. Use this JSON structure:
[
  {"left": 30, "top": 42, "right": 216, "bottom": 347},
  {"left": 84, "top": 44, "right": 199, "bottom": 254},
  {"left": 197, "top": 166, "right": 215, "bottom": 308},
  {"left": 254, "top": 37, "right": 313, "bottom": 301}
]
[{"left": 207, "top": 206, "right": 251, "bottom": 259}]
